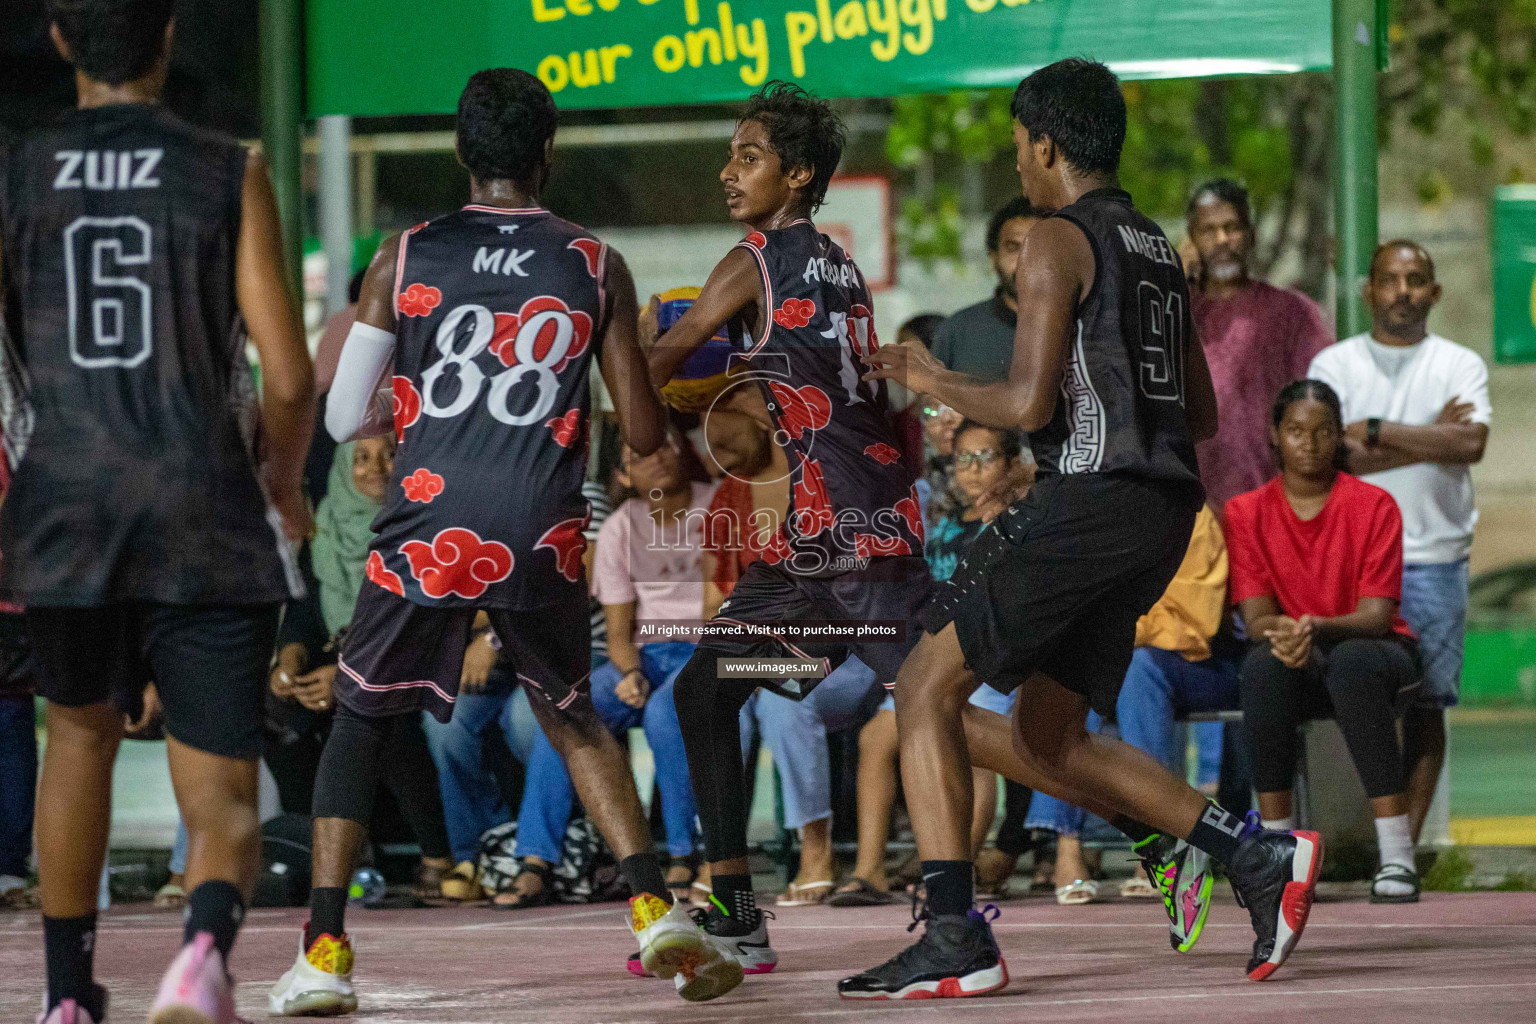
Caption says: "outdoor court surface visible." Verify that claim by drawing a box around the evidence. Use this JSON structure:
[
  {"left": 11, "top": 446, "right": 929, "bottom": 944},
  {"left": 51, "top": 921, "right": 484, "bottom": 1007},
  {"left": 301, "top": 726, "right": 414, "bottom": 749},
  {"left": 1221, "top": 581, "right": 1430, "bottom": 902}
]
[{"left": 3, "top": 891, "right": 1535, "bottom": 1024}]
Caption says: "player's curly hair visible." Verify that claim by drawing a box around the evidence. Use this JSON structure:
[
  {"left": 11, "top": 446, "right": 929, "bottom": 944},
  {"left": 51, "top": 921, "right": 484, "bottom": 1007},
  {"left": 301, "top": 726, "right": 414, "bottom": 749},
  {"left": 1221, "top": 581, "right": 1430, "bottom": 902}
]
[
  {"left": 739, "top": 82, "right": 846, "bottom": 214},
  {"left": 1270, "top": 379, "right": 1351, "bottom": 472},
  {"left": 457, "top": 68, "right": 558, "bottom": 186},
  {"left": 1011, "top": 57, "right": 1126, "bottom": 176},
  {"left": 46, "top": 0, "right": 175, "bottom": 86}
]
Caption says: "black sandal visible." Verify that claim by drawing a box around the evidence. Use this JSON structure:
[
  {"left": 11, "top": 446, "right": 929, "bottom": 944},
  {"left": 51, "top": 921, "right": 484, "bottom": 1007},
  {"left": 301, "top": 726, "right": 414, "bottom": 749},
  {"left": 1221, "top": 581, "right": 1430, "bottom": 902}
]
[
  {"left": 1369, "top": 863, "right": 1421, "bottom": 904},
  {"left": 492, "top": 860, "right": 556, "bottom": 910},
  {"left": 827, "top": 878, "right": 896, "bottom": 908}
]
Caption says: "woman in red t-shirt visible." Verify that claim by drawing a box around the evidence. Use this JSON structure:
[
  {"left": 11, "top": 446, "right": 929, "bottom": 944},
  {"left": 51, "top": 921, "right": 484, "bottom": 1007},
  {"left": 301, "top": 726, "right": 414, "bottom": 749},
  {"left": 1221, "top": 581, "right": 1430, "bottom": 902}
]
[{"left": 1224, "top": 380, "right": 1422, "bottom": 904}]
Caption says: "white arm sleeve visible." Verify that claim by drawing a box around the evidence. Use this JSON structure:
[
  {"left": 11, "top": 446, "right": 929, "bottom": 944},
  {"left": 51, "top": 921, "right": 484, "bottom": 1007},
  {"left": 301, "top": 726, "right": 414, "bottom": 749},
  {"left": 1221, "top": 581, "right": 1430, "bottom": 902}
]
[{"left": 326, "top": 322, "right": 396, "bottom": 442}]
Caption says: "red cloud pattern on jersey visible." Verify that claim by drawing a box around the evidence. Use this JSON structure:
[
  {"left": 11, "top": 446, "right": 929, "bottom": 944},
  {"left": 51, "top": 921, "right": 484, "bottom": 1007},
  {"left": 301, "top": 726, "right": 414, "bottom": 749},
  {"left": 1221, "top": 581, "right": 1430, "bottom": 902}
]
[
  {"left": 397, "top": 283, "right": 442, "bottom": 318},
  {"left": 400, "top": 528, "right": 514, "bottom": 600},
  {"left": 567, "top": 238, "right": 603, "bottom": 277},
  {"left": 392, "top": 377, "right": 422, "bottom": 442},
  {"left": 790, "top": 452, "right": 834, "bottom": 538},
  {"left": 767, "top": 381, "right": 831, "bottom": 441},
  {"left": 773, "top": 297, "right": 816, "bottom": 329},
  {"left": 535, "top": 514, "right": 590, "bottom": 583},
  {"left": 401, "top": 468, "right": 445, "bottom": 504},
  {"left": 855, "top": 533, "right": 912, "bottom": 559},
  {"left": 743, "top": 231, "right": 767, "bottom": 250},
  {"left": 365, "top": 551, "right": 405, "bottom": 596},
  {"left": 545, "top": 408, "right": 581, "bottom": 448},
  {"left": 894, "top": 484, "right": 925, "bottom": 544},
  {"left": 489, "top": 296, "right": 593, "bottom": 373},
  {"left": 864, "top": 442, "right": 902, "bottom": 465}
]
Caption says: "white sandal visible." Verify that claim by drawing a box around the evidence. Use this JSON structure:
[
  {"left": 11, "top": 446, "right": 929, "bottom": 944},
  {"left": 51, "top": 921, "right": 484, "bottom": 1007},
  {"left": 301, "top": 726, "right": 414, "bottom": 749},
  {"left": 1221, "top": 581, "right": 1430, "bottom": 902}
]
[
  {"left": 1055, "top": 878, "right": 1100, "bottom": 905},
  {"left": 775, "top": 880, "right": 833, "bottom": 907}
]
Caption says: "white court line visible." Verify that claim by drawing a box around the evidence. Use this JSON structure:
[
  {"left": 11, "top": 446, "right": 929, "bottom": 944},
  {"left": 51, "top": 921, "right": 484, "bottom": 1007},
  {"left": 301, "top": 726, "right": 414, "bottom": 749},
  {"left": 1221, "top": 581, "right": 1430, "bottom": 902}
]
[{"left": 676, "top": 981, "right": 1536, "bottom": 1022}]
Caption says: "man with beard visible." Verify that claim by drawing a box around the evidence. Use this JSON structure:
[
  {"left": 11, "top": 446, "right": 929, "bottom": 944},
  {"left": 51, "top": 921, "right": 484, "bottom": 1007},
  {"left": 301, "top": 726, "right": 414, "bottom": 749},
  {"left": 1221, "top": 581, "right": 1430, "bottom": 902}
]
[
  {"left": 1308, "top": 240, "right": 1489, "bottom": 890},
  {"left": 1186, "top": 179, "right": 1332, "bottom": 515},
  {"left": 931, "top": 197, "right": 1045, "bottom": 382}
]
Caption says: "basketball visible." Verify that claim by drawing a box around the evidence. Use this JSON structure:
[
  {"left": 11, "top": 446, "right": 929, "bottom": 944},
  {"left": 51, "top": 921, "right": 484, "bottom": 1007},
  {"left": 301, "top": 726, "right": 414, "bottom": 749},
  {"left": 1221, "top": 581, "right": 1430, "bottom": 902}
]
[{"left": 655, "top": 286, "right": 737, "bottom": 413}]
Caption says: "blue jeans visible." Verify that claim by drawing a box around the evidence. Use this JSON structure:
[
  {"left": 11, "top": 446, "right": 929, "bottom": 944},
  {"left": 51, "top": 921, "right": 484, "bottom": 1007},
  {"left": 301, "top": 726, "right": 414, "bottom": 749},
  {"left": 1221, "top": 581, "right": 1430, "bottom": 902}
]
[
  {"left": 516, "top": 642, "right": 697, "bottom": 862},
  {"left": 1115, "top": 646, "right": 1243, "bottom": 775},
  {"left": 421, "top": 666, "right": 538, "bottom": 864},
  {"left": 1400, "top": 559, "right": 1468, "bottom": 709},
  {"left": 0, "top": 696, "right": 36, "bottom": 878},
  {"left": 739, "top": 658, "right": 883, "bottom": 830}
]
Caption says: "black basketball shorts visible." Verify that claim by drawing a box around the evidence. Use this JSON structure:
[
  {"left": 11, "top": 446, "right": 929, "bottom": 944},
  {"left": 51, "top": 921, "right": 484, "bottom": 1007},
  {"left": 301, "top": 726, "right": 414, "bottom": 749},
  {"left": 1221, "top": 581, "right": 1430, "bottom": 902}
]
[
  {"left": 926, "top": 473, "right": 1202, "bottom": 717},
  {"left": 705, "top": 555, "right": 932, "bottom": 700},
  {"left": 27, "top": 603, "right": 280, "bottom": 760},
  {"left": 335, "top": 579, "right": 591, "bottom": 723}
]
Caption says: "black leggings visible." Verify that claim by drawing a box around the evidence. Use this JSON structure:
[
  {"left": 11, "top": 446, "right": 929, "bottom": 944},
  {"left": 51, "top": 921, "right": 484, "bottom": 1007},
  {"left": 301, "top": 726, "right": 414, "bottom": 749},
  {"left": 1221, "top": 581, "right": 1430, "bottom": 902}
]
[
  {"left": 1239, "top": 637, "right": 1418, "bottom": 801},
  {"left": 672, "top": 647, "right": 764, "bottom": 864},
  {"left": 309, "top": 703, "right": 452, "bottom": 861}
]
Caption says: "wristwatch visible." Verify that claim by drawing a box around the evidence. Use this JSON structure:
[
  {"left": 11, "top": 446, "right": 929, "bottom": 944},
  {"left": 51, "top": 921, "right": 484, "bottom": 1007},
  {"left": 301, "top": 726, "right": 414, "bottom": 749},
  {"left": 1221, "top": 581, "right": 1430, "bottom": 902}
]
[{"left": 1365, "top": 417, "right": 1382, "bottom": 448}]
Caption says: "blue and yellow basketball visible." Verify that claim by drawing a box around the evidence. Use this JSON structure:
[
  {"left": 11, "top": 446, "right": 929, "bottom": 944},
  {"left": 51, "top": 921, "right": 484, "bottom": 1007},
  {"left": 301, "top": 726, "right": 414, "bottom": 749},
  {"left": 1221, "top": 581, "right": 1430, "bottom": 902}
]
[{"left": 656, "top": 286, "right": 736, "bottom": 413}]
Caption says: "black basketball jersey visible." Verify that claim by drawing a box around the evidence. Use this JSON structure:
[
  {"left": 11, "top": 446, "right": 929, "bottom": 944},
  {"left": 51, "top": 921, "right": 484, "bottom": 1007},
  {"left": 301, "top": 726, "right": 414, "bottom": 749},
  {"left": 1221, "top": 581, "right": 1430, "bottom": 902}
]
[
  {"left": 367, "top": 205, "right": 606, "bottom": 609},
  {"left": 1030, "top": 188, "right": 1202, "bottom": 488},
  {"left": 731, "top": 221, "right": 921, "bottom": 576},
  {"left": 0, "top": 104, "right": 300, "bottom": 606}
]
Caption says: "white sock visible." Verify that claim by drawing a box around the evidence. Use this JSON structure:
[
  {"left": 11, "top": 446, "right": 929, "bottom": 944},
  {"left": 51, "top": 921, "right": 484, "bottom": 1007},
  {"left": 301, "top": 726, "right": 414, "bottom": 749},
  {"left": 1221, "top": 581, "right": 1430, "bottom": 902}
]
[
  {"left": 1260, "top": 816, "right": 1295, "bottom": 832},
  {"left": 1374, "top": 814, "right": 1416, "bottom": 896}
]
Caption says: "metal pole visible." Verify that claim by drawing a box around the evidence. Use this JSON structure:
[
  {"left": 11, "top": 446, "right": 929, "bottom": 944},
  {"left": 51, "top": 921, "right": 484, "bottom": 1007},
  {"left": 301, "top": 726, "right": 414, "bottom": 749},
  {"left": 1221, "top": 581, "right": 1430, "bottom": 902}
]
[
  {"left": 1332, "top": 0, "right": 1379, "bottom": 337},
  {"left": 260, "top": 0, "right": 305, "bottom": 297},
  {"left": 319, "top": 115, "right": 354, "bottom": 315}
]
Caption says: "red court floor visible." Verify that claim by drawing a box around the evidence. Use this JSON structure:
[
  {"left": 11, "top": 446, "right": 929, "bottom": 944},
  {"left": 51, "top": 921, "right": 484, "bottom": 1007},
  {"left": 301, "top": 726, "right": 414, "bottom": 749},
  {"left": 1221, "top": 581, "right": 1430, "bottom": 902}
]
[{"left": 3, "top": 890, "right": 1534, "bottom": 1023}]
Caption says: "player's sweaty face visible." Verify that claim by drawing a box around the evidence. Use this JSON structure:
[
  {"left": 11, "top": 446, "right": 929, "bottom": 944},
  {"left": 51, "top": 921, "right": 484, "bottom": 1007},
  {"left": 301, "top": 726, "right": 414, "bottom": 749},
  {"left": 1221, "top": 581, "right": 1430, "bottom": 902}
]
[{"left": 722, "top": 120, "right": 792, "bottom": 224}]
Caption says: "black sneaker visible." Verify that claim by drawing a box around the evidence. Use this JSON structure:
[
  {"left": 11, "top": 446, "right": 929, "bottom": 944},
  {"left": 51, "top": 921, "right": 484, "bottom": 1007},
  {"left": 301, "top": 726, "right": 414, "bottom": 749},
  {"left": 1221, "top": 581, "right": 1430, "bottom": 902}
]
[
  {"left": 1227, "top": 814, "right": 1322, "bottom": 981},
  {"left": 837, "top": 904, "right": 1007, "bottom": 1000}
]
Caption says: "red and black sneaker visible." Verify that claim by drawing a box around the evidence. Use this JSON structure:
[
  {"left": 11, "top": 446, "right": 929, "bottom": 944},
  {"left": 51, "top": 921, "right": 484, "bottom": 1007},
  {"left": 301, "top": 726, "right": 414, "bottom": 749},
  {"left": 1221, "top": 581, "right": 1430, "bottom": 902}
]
[
  {"left": 1228, "top": 815, "right": 1323, "bottom": 982},
  {"left": 837, "top": 905, "right": 1007, "bottom": 1000}
]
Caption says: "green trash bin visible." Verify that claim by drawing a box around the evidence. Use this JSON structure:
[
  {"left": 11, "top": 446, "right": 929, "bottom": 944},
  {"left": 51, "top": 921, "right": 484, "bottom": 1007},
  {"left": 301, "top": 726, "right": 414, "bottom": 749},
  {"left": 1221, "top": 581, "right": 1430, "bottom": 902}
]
[{"left": 1492, "top": 185, "right": 1536, "bottom": 365}]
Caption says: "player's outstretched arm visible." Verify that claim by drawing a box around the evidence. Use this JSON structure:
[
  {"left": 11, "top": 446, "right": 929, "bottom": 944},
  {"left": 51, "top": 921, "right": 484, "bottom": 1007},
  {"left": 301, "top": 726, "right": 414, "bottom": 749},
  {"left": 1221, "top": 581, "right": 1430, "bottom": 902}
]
[
  {"left": 326, "top": 235, "right": 401, "bottom": 442},
  {"left": 644, "top": 246, "right": 761, "bottom": 386},
  {"left": 237, "top": 152, "right": 316, "bottom": 541},
  {"left": 599, "top": 248, "right": 667, "bottom": 457},
  {"left": 861, "top": 217, "right": 1089, "bottom": 433}
]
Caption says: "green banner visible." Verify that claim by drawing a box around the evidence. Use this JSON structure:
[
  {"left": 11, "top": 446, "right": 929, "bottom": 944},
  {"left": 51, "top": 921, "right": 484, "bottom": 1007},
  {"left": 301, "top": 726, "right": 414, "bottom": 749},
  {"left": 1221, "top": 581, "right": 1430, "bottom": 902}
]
[
  {"left": 306, "top": 0, "right": 1331, "bottom": 116},
  {"left": 1493, "top": 186, "right": 1536, "bottom": 365}
]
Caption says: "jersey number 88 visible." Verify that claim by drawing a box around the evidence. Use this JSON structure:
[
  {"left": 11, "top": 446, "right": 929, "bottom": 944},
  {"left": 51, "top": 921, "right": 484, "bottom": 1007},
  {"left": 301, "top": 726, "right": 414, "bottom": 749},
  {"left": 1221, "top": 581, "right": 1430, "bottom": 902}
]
[{"left": 419, "top": 303, "right": 577, "bottom": 426}]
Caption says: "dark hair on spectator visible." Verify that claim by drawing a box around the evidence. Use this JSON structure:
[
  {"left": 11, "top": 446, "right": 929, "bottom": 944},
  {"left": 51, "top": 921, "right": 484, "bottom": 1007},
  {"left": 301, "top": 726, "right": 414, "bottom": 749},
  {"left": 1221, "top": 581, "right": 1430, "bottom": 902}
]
[
  {"left": 953, "top": 418, "right": 1023, "bottom": 462},
  {"left": 456, "top": 68, "right": 558, "bottom": 185},
  {"left": 986, "top": 196, "right": 1043, "bottom": 251},
  {"left": 1270, "top": 379, "right": 1350, "bottom": 472},
  {"left": 1187, "top": 178, "right": 1253, "bottom": 227},
  {"left": 897, "top": 313, "right": 944, "bottom": 350},
  {"left": 1010, "top": 58, "right": 1125, "bottom": 175},
  {"left": 739, "top": 81, "right": 846, "bottom": 213},
  {"left": 1369, "top": 239, "right": 1436, "bottom": 282},
  {"left": 46, "top": 0, "right": 175, "bottom": 85}
]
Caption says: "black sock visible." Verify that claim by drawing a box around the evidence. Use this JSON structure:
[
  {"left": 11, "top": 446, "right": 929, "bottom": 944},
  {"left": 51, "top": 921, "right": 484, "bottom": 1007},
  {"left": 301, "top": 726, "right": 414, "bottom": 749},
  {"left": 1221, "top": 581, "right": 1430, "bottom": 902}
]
[
  {"left": 44, "top": 913, "right": 102, "bottom": 1017},
  {"left": 1111, "top": 815, "right": 1160, "bottom": 846},
  {"left": 921, "top": 860, "right": 974, "bottom": 917},
  {"left": 709, "top": 873, "right": 759, "bottom": 924},
  {"left": 308, "top": 886, "right": 348, "bottom": 943},
  {"left": 184, "top": 880, "right": 245, "bottom": 960},
  {"left": 620, "top": 852, "right": 669, "bottom": 901},
  {"left": 1186, "top": 803, "right": 1248, "bottom": 866}
]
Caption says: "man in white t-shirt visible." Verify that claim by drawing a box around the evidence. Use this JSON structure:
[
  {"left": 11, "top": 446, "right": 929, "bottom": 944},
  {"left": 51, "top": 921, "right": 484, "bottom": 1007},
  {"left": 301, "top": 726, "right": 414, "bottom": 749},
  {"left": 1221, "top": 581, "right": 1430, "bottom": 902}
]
[{"left": 1308, "top": 239, "right": 1490, "bottom": 842}]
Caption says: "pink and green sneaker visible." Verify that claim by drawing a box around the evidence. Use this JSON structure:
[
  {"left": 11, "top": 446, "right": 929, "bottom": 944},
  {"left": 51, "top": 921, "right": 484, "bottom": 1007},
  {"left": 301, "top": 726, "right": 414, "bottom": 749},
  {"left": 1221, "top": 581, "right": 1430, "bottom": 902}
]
[{"left": 1134, "top": 833, "right": 1214, "bottom": 953}]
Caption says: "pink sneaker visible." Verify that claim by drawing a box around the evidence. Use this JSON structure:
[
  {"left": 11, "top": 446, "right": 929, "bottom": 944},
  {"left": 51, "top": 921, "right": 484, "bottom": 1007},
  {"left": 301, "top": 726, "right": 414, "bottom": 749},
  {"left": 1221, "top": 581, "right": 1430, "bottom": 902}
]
[
  {"left": 37, "top": 997, "right": 103, "bottom": 1024},
  {"left": 148, "top": 932, "right": 240, "bottom": 1024}
]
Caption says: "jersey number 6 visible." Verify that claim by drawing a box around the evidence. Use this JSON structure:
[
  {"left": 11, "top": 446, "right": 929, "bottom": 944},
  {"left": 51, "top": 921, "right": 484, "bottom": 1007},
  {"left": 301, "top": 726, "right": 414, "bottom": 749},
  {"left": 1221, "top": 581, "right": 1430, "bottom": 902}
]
[
  {"left": 64, "top": 216, "right": 153, "bottom": 370},
  {"left": 419, "top": 302, "right": 576, "bottom": 426}
]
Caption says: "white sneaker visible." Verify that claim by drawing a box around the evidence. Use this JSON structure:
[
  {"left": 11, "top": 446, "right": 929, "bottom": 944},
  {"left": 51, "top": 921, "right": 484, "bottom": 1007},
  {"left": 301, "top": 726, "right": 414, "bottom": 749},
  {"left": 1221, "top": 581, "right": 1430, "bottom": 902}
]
[
  {"left": 694, "top": 905, "right": 778, "bottom": 975},
  {"left": 630, "top": 893, "right": 743, "bottom": 1002},
  {"left": 267, "top": 929, "right": 357, "bottom": 1017}
]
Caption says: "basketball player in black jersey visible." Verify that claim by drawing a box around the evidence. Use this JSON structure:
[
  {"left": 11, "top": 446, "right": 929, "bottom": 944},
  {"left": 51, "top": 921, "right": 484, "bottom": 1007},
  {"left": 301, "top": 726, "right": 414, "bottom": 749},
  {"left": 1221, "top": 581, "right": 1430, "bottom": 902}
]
[
  {"left": 0, "top": 3, "right": 316, "bottom": 1022},
  {"left": 267, "top": 68, "right": 744, "bottom": 1014},
  {"left": 644, "top": 83, "right": 931, "bottom": 996},
  {"left": 849, "top": 59, "right": 1322, "bottom": 1000}
]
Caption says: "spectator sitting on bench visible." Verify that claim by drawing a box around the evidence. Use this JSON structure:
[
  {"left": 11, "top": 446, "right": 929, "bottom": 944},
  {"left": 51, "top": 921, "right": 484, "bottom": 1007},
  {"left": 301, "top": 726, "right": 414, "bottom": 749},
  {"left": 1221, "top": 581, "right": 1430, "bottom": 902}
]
[{"left": 1225, "top": 379, "right": 1423, "bottom": 903}]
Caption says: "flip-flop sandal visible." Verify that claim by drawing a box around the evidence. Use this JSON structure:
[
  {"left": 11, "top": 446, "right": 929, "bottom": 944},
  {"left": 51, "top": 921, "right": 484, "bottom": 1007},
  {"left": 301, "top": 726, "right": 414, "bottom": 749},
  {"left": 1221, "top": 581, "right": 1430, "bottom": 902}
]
[
  {"left": 1055, "top": 879, "right": 1100, "bottom": 906},
  {"left": 1369, "top": 863, "right": 1421, "bottom": 904},
  {"left": 492, "top": 861, "right": 556, "bottom": 910},
  {"left": 827, "top": 878, "right": 897, "bottom": 908},
  {"left": 775, "top": 880, "right": 833, "bottom": 907},
  {"left": 152, "top": 883, "right": 185, "bottom": 909},
  {"left": 437, "top": 861, "right": 482, "bottom": 902}
]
